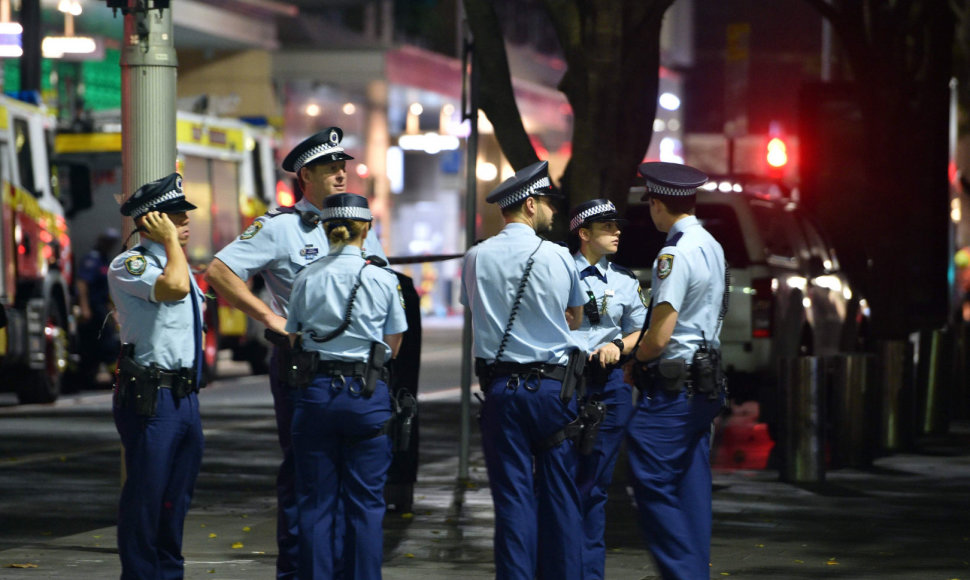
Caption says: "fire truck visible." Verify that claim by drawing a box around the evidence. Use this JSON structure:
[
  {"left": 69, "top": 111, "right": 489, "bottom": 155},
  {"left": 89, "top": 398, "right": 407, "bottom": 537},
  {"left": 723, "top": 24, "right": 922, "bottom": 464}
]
[
  {"left": 0, "top": 93, "right": 77, "bottom": 404},
  {"left": 55, "top": 112, "right": 280, "bottom": 382}
]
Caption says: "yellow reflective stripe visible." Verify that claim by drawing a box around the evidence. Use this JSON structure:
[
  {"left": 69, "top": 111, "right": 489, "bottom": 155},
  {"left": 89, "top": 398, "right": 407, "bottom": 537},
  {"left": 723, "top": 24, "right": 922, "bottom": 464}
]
[{"left": 55, "top": 132, "right": 122, "bottom": 154}]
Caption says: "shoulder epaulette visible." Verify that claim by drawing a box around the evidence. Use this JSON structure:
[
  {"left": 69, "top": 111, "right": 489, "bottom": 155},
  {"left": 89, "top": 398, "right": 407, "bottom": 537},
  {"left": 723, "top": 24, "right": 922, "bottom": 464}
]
[
  {"left": 266, "top": 206, "right": 297, "bottom": 218},
  {"left": 610, "top": 262, "right": 638, "bottom": 280},
  {"left": 664, "top": 232, "right": 684, "bottom": 247}
]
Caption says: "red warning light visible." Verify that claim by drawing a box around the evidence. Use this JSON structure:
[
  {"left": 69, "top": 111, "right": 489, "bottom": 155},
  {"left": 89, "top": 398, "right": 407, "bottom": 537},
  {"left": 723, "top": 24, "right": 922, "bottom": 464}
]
[
  {"left": 766, "top": 137, "right": 788, "bottom": 169},
  {"left": 276, "top": 180, "right": 295, "bottom": 207}
]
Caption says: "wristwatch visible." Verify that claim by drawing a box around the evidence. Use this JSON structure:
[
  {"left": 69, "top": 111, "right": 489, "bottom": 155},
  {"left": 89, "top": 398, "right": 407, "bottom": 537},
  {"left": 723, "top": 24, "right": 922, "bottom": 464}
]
[{"left": 611, "top": 338, "right": 624, "bottom": 353}]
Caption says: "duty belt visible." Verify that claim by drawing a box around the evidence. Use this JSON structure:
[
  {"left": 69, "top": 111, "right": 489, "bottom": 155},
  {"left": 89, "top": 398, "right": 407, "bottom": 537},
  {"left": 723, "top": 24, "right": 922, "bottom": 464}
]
[
  {"left": 475, "top": 358, "right": 568, "bottom": 383},
  {"left": 316, "top": 360, "right": 389, "bottom": 382},
  {"left": 156, "top": 368, "right": 196, "bottom": 391}
]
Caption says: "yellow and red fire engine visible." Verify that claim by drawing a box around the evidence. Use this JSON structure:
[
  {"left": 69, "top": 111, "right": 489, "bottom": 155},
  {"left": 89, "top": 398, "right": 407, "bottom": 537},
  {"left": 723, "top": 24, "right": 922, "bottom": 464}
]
[
  {"left": 55, "top": 112, "right": 280, "bottom": 381},
  {"left": 0, "top": 93, "right": 77, "bottom": 404}
]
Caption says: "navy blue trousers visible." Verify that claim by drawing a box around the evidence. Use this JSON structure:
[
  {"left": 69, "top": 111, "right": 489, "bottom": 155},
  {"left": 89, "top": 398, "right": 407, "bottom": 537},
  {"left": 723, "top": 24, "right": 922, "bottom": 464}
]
[
  {"left": 577, "top": 368, "right": 634, "bottom": 580},
  {"left": 292, "top": 376, "right": 392, "bottom": 580},
  {"left": 270, "top": 349, "right": 301, "bottom": 579},
  {"left": 480, "top": 374, "right": 583, "bottom": 580},
  {"left": 114, "top": 389, "right": 204, "bottom": 580},
  {"left": 626, "top": 387, "right": 724, "bottom": 580}
]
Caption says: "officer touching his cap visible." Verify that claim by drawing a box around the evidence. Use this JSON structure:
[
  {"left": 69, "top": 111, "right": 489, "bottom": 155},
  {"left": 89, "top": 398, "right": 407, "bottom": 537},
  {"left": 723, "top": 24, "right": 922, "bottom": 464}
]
[
  {"left": 628, "top": 162, "right": 727, "bottom": 580},
  {"left": 204, "top": 127, "right": 386, "bottom": 578},
  {"left": 567, "top": 199, "right": 647, "bottom": 580},
  {"left": 286, "top": 193, "right": 407, "bottom": 580},
  {"left": 108, "top": 172, "right": 206, "bottom": 580},
  {"left": 461, "top": 160, "right": 588, "bottom": 580}
]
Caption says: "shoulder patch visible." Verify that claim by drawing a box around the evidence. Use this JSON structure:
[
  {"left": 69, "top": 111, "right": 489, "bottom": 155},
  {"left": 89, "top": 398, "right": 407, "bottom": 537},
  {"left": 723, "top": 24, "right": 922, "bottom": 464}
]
[
  {"left": 638, "top": 285, "right": 649, "bottom": 307},
  {"left": 397, "top": 284, "right": 406, "bottom": 309},
  {"left": 124, "top": 255, "right": 147, "bottom": 276},
  {"left": 239, "top": 220, "right": 264, "bottom": 240},
  {"left": 657, "top": 253, "right": 674, "bottom": 280}
]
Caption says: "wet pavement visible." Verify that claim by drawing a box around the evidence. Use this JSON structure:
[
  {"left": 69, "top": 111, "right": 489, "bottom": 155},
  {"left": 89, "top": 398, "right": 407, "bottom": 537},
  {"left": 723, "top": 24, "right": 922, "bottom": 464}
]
[{"left": 2, "top": 394, "right": 969, "bottom": 579}]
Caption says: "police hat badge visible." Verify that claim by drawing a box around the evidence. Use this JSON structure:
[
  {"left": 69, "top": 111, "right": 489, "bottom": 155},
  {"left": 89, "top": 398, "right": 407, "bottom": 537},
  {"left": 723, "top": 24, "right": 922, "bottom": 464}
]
[
  {"left": 282, "top": 127, "right": 355, "bottom": 173},
  {"left": 485, "top": 160, "right": 561, "bottom": 209},
  {"left": 569, "top": 198, "right": 628, "bottom": 232},
  {"left": 120, "top": 172, "right": 197, "bottom": 218},
  {"left": 638, "top": 162, "right": 708, "bottom": 201}
]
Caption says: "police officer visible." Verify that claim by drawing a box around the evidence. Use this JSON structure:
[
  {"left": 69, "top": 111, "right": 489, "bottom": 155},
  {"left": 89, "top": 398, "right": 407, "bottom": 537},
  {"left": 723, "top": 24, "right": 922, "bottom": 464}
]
[
  {"left": 286, "top": 193, "right": 407, "bottom": 579},
  {"left": 76, "top": 228, "right": 121, "bottom": 385},
  {"left": 108, "top": 172, "right": 205, "bottom": 580},
  {"left": 629, "top": 162, "right": 727, "bottom": 580},
  {"left": 461, "top": 160, "right": 587, "bottom": 580},
  {"left": 204, "top": 127, "right": 384, "bottom": 579},
  {"left": 568, "top": 199, "right": 647, "bottom": 580}
]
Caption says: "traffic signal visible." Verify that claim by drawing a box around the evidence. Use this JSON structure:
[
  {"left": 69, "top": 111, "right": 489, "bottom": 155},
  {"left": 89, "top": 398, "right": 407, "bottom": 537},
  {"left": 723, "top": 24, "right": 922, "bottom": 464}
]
[{"left": 766, "top": 137, "right": 788, "bottom": 169}]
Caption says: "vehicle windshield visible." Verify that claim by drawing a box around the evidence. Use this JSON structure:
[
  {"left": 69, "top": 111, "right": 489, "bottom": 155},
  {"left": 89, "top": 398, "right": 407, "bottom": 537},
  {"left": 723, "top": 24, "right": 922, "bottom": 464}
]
[{"left": 696, "top": 203, "right": 749, "bottom": 267}]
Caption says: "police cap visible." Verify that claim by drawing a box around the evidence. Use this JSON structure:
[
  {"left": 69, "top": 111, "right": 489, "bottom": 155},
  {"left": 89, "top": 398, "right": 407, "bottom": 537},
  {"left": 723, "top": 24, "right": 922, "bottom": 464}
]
[
  {"left": 485, "top": 160, "right": 561, "bottom": 209},
  {"left": 569, "top": 198, "right": 628, "bottom": 232},
  {"left": 281, "top": 127, "right": 354, "bottom": 173},
  {"left": 638, "top": 161, "right": 708, "bottom": 201},
  {"left": 120, "top": 173, "right": 197, "bottom": 218},
  {"left": 321, "top": 193, "right": 372, "bottom": 223}
]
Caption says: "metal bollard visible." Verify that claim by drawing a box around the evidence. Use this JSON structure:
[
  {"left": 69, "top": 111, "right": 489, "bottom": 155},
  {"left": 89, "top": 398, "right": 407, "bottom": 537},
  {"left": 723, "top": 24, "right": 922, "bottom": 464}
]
[
  {"left": 829, "top": 353, "right": 875, "bottom": 468},
  {"left": 919, "top": 328, "right": 952, "bottom": 436},
  {"left": 779, "top": 356, "right": 824, "bottom": 483},
  {"left": 876, "top": 339, "right": 913, "bottom": 452}
]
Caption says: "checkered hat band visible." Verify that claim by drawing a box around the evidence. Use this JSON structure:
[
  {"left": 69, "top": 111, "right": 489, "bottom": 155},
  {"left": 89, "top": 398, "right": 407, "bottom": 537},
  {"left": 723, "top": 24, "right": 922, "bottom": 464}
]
[
  {"left": 646, "top": 179, "right": 697, "bottom": 197},
  {"left": 129, "top": 190, "right": 184, "bottom": 218},
  {"left": 497, "top": 176, "right": 552, "bottom": 209},
  {"left": 295, "top": 143, "right": 345, "bottom": 171},
  {"left": 321, "top": 206, "right": 372, "bottom": 221},
  {"left": 570, "top": 201, "right": 617, "bottom": 231}
]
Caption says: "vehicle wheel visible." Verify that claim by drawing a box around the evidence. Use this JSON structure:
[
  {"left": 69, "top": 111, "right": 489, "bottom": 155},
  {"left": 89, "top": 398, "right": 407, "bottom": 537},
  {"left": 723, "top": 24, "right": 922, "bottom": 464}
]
[{"left": 16, "top": 305, "right": 69, "bottom": 404}]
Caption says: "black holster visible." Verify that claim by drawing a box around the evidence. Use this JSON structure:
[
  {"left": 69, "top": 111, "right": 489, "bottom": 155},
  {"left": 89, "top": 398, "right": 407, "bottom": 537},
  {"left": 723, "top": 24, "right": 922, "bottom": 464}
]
[
  {"left": 363, "top": 341, "right": 387, "bottom": 398},
  {"left": 115, "top": 343, "right": 159, "bottom": 417},
  {"left": 560, "top": 349, "right": 587, "bottom": 403},
  {"left": 633, "top": 358, "right": 689, "bottom": 394},
  {"left": 266, "top": 329, "right": 317, "bottom": 389},
  {"left": 390, "top": 389, "right": 417, "bottom": 453},
  {"left": 691, "top": 346, "right": 726, "bottom": 400},
  {"left": 577, "top": 399, "right": 606, "bottom": 455}
]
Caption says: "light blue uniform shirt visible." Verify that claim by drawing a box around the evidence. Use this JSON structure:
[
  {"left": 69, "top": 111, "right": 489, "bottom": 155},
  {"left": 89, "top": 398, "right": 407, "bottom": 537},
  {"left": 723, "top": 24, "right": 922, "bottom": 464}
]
[
  {"left": 651, "top": 215, "right": 726, "bottom": 362},
  {"left": 108, "top": 239, "right": 204, "bottom": 370},
  {"left": 214, "top": 198, "right": 388, "bottom": 316},
  {"left": 571, "top": 253, "right": 648, "bottom": 352},
  {"left": 460, "top": 223, "right": 586, "bottom": 365},
  {"left": 286, "top": 245, "right": 407, "bottom": 362}
]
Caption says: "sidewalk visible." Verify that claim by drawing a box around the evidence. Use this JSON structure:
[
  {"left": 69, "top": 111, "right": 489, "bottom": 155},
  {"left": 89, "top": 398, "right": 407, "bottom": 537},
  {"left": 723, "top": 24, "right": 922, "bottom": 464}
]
[{"left": 2, "top": 397, "right": 969, "bottom": 579}]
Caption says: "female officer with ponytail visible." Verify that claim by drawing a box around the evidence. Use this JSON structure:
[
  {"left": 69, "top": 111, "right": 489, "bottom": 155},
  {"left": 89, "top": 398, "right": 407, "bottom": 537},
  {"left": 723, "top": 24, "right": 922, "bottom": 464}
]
[{"left": 285, "top": 193, "right": 407, "bottom": 579}]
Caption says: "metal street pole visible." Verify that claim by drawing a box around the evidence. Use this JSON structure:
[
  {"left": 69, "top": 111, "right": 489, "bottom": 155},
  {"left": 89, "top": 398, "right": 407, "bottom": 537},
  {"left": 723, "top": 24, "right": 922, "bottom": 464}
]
[
  {"left": 119, "top": 0, "right": 177, "bottom": 237},
  {"left": 111, "top": 0, "right": 176, "bottom": 485},
  {"left": 458, "top": 32, "right": 479, "bottom": 484}
]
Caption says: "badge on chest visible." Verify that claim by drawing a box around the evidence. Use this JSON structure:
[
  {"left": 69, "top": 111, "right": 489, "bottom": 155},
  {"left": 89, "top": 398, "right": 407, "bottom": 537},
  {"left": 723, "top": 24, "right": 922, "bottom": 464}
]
[{"left": 300, "top": 245, "right": 319, "bottom": 260}]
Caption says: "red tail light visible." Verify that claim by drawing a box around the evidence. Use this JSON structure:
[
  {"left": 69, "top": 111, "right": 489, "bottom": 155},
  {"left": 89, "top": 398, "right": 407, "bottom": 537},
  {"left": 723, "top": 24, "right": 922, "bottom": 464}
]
[{"left": 751, "top": 277, "right": 773, "bottom": 338}]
